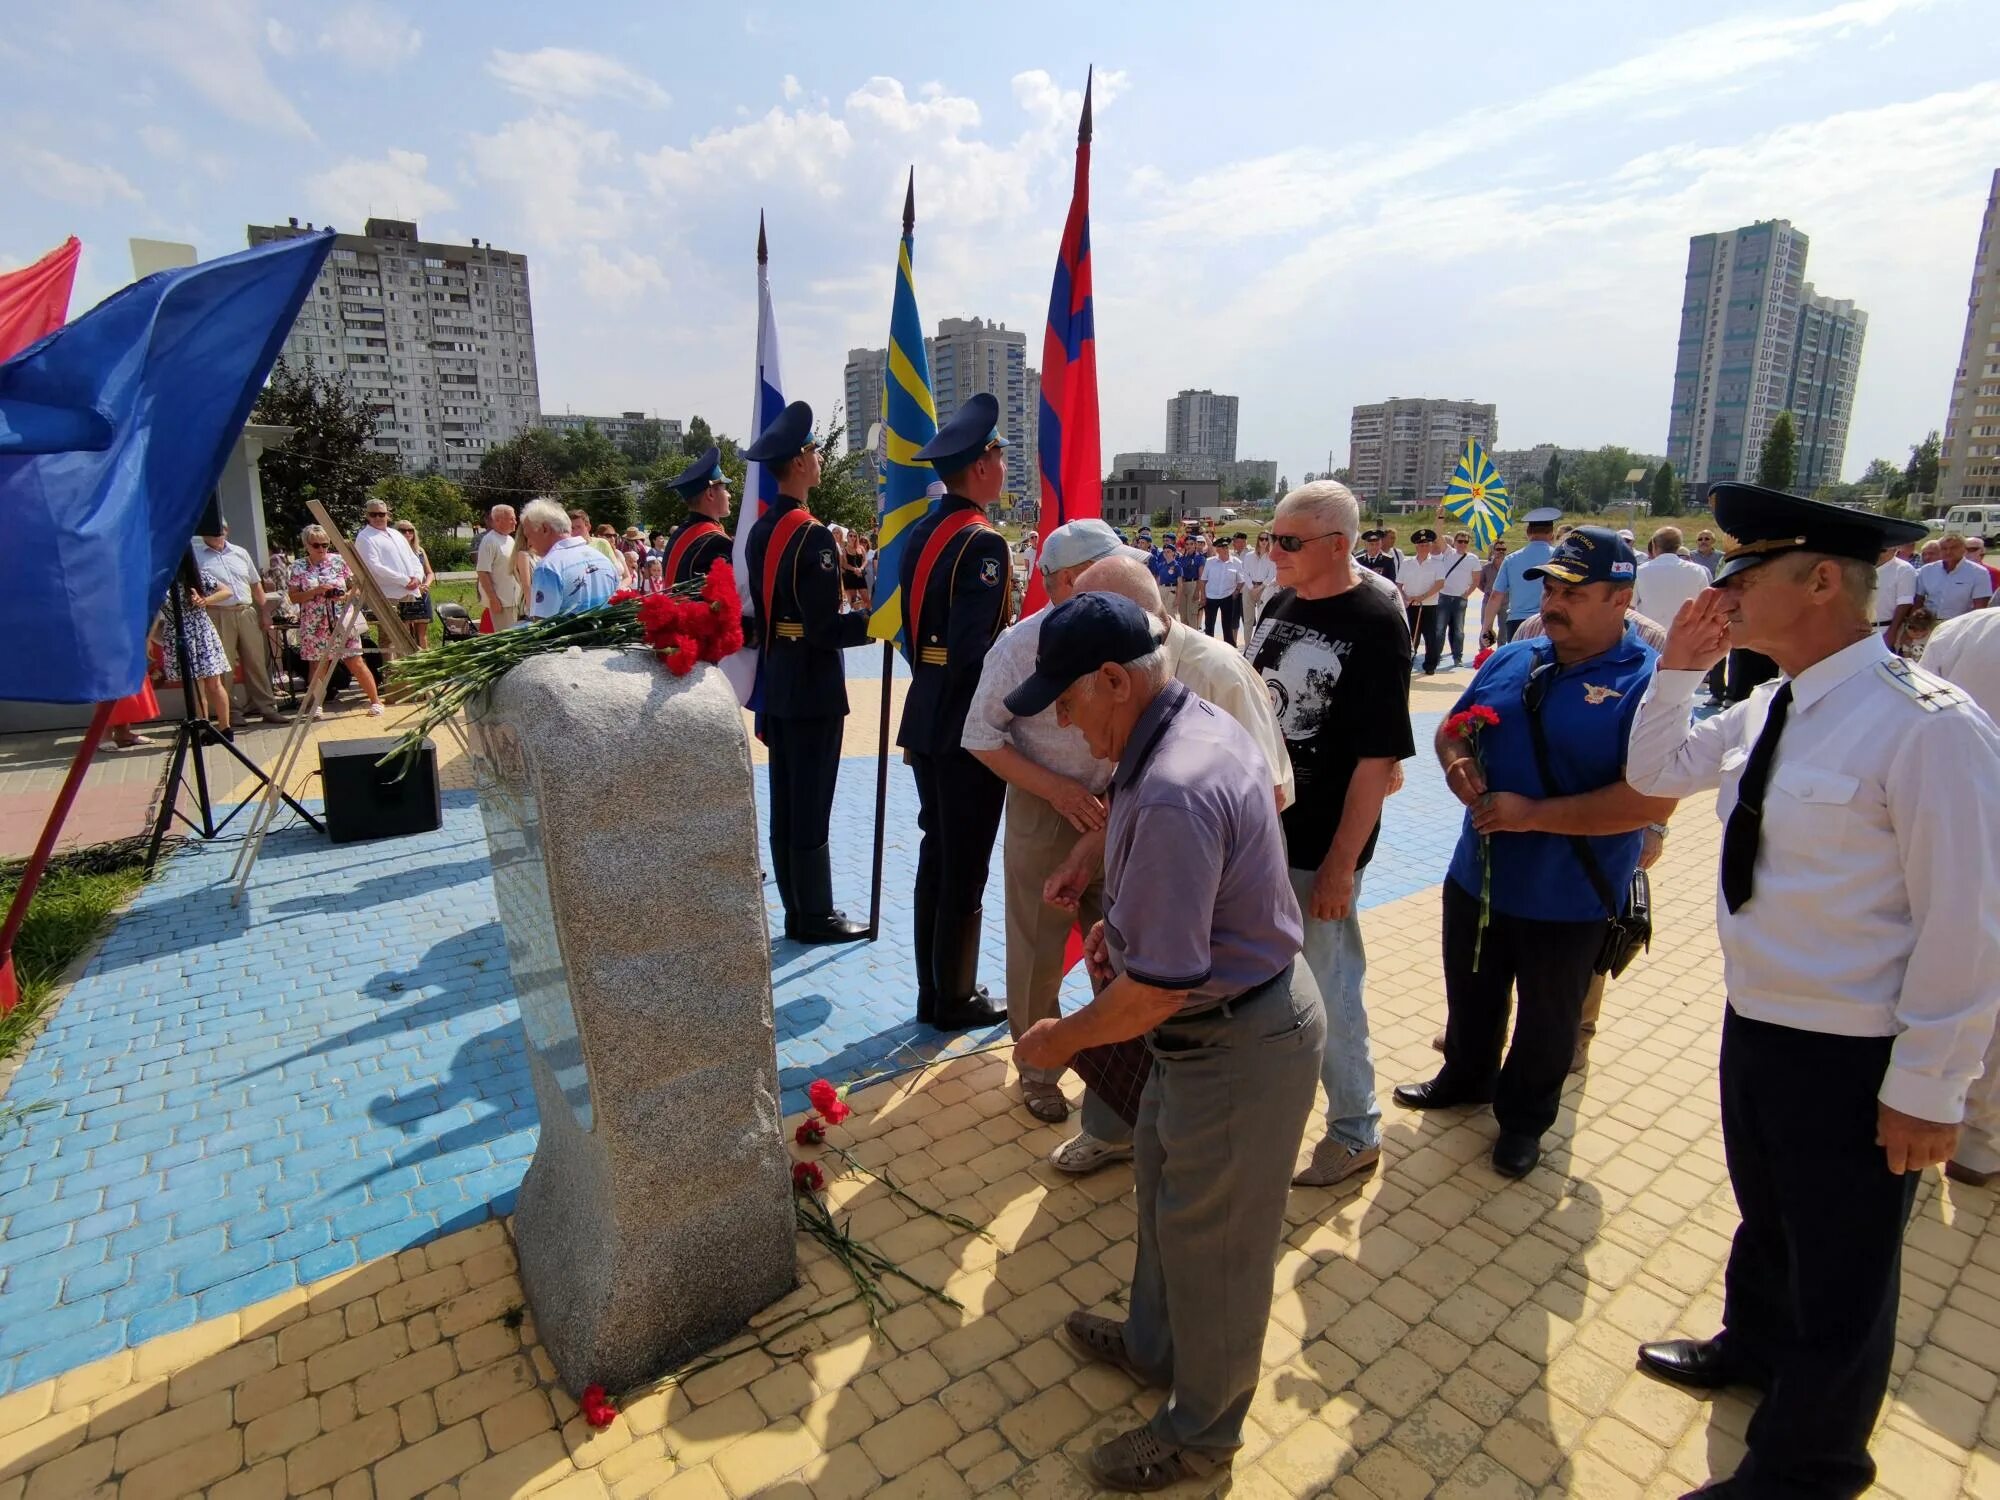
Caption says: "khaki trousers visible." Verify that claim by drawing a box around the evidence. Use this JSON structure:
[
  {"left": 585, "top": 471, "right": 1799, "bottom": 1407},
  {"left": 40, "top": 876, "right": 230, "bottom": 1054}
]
[
  {"left": 1177, "top": 584, "right": 1203, "bottom": 628},
  {"left": 490, "top": 603, "right": 520, "bottom": 630},
  {"left": 206, "top": 602, "right": 279, "bottom": 716},
  {"left": 1003, "top": 785, "right": 1104, "bottom": 1084}
]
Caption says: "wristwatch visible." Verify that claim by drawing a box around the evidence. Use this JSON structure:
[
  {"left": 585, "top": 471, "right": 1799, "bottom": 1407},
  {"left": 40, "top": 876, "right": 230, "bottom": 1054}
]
[{"left": 1646, "top": 823, "right": 1669, "bottom": 838}]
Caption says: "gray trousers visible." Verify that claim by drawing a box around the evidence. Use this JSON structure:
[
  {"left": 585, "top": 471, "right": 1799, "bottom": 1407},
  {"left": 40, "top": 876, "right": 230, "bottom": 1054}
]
[
  {"left": 1003, "top": 786, "right": 1105, "bottom": 1085},
  {"left": 1121, "top": 962, "right": 1326, "bottom": 1453}
]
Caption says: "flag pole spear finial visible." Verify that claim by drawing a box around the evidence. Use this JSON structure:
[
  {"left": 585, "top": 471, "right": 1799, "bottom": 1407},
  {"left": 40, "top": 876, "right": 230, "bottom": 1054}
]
[
  {"left": 903, "top": 168, "right": 915, "bottom": 236},
  {"left": 1080, "top": 66, "right": 1093, "bottom": 145},
  {"left": 757, "top": 211, "right": 767, "bottom": 265}
]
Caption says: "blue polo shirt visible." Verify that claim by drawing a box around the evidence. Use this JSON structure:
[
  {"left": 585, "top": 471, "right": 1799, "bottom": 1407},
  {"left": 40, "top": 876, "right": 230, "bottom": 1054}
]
[
  {"left": 1155, "top": 555, "right": 1182, "bottom": 589},
  {"left": 1492, "top": 538, "right": 1554, "bottom": 622},
  {"left": 1445, "top": 630, "right": 1658, "bottom": 923}
]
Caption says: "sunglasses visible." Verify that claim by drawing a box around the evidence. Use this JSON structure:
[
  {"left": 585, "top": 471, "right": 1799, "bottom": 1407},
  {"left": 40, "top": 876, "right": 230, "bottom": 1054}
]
[
  {"left": 307, "top": 542, "right": 329, "bottom": 550},
  {"left": 1270, "top": 529, "right": 1342, "bottom": 553}
]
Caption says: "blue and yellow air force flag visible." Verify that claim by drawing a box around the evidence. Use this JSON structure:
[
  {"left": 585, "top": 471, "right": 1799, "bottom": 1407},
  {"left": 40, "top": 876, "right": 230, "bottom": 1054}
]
[
  {"left": 1440, "top": 439, "right": 1511, "bottom": 553},
  {"left": 867, "top": 174, "right": 942, "bottom": 657}
]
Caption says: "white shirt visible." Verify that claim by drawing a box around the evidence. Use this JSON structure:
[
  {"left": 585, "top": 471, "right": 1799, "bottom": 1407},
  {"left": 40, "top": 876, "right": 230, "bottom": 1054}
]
[
  {"left": 1630, "top": 553, "right": 1712, "bottom": 630},
  {"left": 192, "top": 540, "right": 261, "bottom": 606},
  {"left": 1161, "top": 619, "right": 1295, "bottom": 810},
  {"left": 1396, "top": 549, "right": 1451, "bottom": 605},
  {"left": 1201, "top": 554, "right": 1242, "bottom": 599},
  {"left": 1923, "top": 608, "right": 2000, "bottom": 720},
  {"left": 1916, "top": 558, "right": 1994, "bottom": 621},
  {"left": 1435, "top": 548, "right": 1478, "bottom": 598},
  {"left": 1874, "top": 555, "right": 1919, "bottom": 625},
  {"left": 1240, "top": 552, "right": 1278, "bottom": 589},
  {"left": 962, "top": 607, "right": 1111, "bottom": 792},
  {"left": 476, "top": 531, "right": 521, "bottom": 607},
  {"left": 355, "top": 521, "right": 423, "bottom": 602},
  {"left": 1626, "top": 636, "right": 2000, "bottom": 1122}
]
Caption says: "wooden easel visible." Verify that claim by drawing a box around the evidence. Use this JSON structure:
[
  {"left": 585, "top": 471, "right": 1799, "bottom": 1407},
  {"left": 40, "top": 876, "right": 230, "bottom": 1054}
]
[{"left": 228, "top": 502, "right": 475, "bottom": 904}]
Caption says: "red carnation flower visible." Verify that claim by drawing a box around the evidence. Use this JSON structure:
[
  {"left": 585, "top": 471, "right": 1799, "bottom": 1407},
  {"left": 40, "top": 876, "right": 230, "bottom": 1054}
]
[
  {"left": 581, "top": 1384, "right": 607, "bottom": 1406},
  {"left": 583, "top": 1400, "right": 617, "bottom": 1430},
  {"left": 1472, "top": 646, "right": 1495, "bottom": 668},
  {"left": 795, "top": 1118, "right": 826, "bottom": 1146},
  {"left": 658, "top": 635, "right": 702, "bottom": 676},
  {"left": 807, "top": 1079, "right": 839, "bottom": 1113},
  {"left": 1444, "top": 705, "right": 1501, "bottom": 740},
  {"left": 820, "top": 1099, "right": 852, "bottom": 1126},
  {"left": 792, "top": 1160, "right": 825, "bottom": 1193},
  {"left": 609, "top": 589, "right": 640, "bottom": 605}
]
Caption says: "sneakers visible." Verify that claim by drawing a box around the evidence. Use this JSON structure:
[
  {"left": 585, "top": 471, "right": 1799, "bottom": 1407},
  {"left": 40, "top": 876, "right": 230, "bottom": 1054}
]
[
  {"left": 1291, "top": 1138, "right": 1381, "bottom": 1189},
  {"left": 1048, "top": 1132, "right": 1133, "bottom": 1175}
]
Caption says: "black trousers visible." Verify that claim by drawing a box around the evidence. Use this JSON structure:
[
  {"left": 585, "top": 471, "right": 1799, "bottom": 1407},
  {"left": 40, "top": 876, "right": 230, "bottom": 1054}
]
[
  {"left": 1726, "top": 648, "right": 1780, "bottom": 705},
  {"left": 1438, "top": 878, "right": 1604, "bottom": 1138},
  {"left": 1716, "top": 1007, "right": 1915, "bottom": 1499},
  {"left": 909, "top": 748, "right": 1005, "bottom": 1007},
  {"left": 1406, "top": 604, "right": 1445, "bottom": 674},
  {"left": 1203, "top": 595, "right": 1235, "bottom": 644},
  {"left": 1499, "top": 616, "right": 1526, "bottom": 644},
  {"left": 764, "top": 714, "right": 841, "bottom": 858},
  {"left": 1222, "top": 593, "right": 1242, "bottom": 642}
]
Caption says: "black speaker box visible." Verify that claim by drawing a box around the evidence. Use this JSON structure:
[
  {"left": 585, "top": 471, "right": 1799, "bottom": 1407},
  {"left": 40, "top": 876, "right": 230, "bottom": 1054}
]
[{"left": 320, "top": 736, "right": 441, "bottom": 845}]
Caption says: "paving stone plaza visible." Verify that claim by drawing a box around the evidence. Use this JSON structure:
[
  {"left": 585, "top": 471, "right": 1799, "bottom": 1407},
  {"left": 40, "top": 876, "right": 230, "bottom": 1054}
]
[{"left": 0, "top": 661, "right": 1995, "bottom": 1498}]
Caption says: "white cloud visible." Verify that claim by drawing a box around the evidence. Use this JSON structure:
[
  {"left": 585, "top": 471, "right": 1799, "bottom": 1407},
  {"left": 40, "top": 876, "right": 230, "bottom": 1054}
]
[
  {"left": 467, "top": 112, "right": 630, "bottom": 246},
  {"left": 488, "top": 47, "right": 669, "bottom": 109},
  {"left": 637, "top": 105, "right": 854, "bottom": 200},
  {"left": 265, "top": 17, "right": 297, "bottom": 56},
  {"left": 10, "top": 146, "right": 142, "bottom": 207},
  {"left": 95, "top": 0, "right": 314, "bottom": 139},
  {"left": 781, "top": 74, "right": 802, "bottom": 102},
  {"left": 576, "top": 244, "right": 668, "bottom": 303},
  {"left": 304, "top": 148, "right": 454, "bottom": 227},
  {"left": 138, "top": 124, "right": 186, "bottom": 160},
  {"left": 315, "top": 3, "right": 422, "bottom": 68}
]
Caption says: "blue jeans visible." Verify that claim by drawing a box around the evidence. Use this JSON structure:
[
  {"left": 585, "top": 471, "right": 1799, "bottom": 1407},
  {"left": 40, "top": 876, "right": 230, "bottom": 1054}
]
[{"left": 1288, "top": 866, "right": 1381, "bottom": 1150}]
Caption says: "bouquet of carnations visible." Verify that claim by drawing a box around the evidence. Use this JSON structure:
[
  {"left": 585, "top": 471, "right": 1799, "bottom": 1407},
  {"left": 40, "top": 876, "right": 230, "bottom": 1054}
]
[
  {"left": 1445, "top": 703, "right": 1502, "bottom": 969},
  {"left": 379, "top": 559, "right": 744, "bottom": 774}
]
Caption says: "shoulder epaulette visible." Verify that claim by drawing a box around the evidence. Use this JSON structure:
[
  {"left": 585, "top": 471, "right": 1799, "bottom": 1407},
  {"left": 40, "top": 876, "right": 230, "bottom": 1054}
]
[{"left": 1876, "top": 657, "right": 1971, "bottom": 713}]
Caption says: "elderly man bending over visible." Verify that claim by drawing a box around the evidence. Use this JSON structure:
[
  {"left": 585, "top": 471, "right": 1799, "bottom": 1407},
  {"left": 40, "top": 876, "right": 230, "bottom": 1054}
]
[{"left": 1011, "top": 592, "right": 1323, "bottom": 1492}]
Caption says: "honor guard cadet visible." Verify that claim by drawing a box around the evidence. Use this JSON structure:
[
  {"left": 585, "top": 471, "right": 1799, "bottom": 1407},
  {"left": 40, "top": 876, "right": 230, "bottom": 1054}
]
[
  {"left": 743, "top": 400, "right": 871, "bottom": 945},
  {"left": 897, "top": 392, "right": 1014, "bottom": 1030},
  {"left": 1625, "top": 484, "right": 2000, "bottom": 1500},
  {"left": 660, "top": 445, "right": 734, "bottom": 585}
]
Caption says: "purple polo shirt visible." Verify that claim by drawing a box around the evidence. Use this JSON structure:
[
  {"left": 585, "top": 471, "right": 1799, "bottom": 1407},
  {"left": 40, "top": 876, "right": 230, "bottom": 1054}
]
[{"left": 1103, "top": 679, "right": 1303, "bottom": 1012}]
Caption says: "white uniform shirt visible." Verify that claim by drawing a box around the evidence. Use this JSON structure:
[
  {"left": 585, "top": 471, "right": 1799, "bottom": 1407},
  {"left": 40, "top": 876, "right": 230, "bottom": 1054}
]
[
  {"left": 1915, "top": 558, "right": 1994, "bottom": 620},
  {"left": 1435, "top": 548, "right": 1478, "bottom": 598},
  {"left": 355, "top": 522, "right": 423, "bottom": 602},
  {"left": 1874, "top": 555, "right": 1919, "bottom": 626},
  {"left": 192, "top": 540, "right": 261, "bottom": 606},
  {"left": 962, "top": 607, "right": 1112, "bottom": 793},
  {"left": 1626, "top": 636, "right": 2000, "bottom": 1121},
  {"left": 1162, "top": 620, "right": 1295, "bottom": 810},
  {"left": 1397, "top": 550, "right": 1451, "bottom": 605},
  {"left": 1201, "top": 553, "right": 1242, "bottom": 599},
  {"left": 1630, "top": 553, "right": 1711, "bottom": 629},
  {"left": 1923, "top": 608, "right": 2000, "bottom": 720}
]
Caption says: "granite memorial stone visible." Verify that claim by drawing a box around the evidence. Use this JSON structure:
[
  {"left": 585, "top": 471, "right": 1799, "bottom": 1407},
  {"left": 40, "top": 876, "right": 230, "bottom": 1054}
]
[{"left": 469, "top": 648, "right": 795, "bottom": 1393}]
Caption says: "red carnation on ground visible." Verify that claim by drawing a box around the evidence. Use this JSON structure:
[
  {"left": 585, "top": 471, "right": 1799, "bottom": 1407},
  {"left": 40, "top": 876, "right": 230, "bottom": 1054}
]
[
  {"left": 579, "top": 1384, "right": 617, "bottom": 1429},
  {"left": 792, "top": 1160, "right": 825, "bottom": 1193},
  {"left": 795, "top": 1118, "right": 826, "bottom": 1146},
  {"left": 819, "top": 1099, "right": 851, "bottom": 1125},
  {"left": 807, "top": 1079, "right": 839, "bottom": 1113}
]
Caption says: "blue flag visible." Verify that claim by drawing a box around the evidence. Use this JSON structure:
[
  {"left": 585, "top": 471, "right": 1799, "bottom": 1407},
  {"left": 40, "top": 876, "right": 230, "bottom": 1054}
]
[
  {"left": 0, "top": 232, "right": 333, "bottom": 703},
  {"left": 867, "top": 175, "right": 941, "bottom": 656}
]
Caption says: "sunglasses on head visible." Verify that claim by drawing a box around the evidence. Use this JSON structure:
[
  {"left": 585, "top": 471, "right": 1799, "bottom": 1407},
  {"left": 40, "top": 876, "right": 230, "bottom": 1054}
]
[{"left": 1271, "top": 529, "right": 1342, "bottom": 553}]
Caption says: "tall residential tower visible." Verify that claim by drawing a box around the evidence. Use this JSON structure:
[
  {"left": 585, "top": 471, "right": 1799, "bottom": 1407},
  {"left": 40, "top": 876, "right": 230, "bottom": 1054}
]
[
  {"left": 1165, "top": 389, "right": 1239, "bottom": 461},
  {"left": 1348, "top": 398, "right": 1497, "bottom": 504},
  {"left": 1940, "top": 169, "right": 2000, "bottom": 505}
]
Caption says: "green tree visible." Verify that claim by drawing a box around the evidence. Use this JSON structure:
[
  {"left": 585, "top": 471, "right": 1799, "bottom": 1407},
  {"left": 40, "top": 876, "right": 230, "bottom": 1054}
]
[
  {"left": 1571, "top": 446, "right": 1640, "bottom": 511},
  {"left": 468, "top": 428, "right": 564, "bottom": 516},
  {"left": 1233, "top": 474, "right": 1273, "bottom": 503},
  {"left": 1542, "top": 452, "right": 1562, "bottom": 503},
  {"left": 619, "top": 419, "right": 671, "bottom": 468},
  {"left": 806, "top": 418, "right": 878, "bottom": 537},
  {"left": 371, "top": 474, "right": 470, "bottom": 548},
  {"left": 250, "top": 356, "right": 395, "bottom": 545},
  {"left": 1277, "top": 476, "right": 1290, "bottom": 497},
  {"left": 1649, "top": 460, "right": 1683, "bottom": 517},
  {"left": 683, "top": 415, "right": 716, "bottom": 457},
  {"left": 1859, "top": 457, "right": 1903, "bottom": 496},
  {"left": 1904, "top": 430, "right": 1941, "bottom": 504},
  {"left": 1757, "top": 411, "right": 1799, "bottom": 491}
]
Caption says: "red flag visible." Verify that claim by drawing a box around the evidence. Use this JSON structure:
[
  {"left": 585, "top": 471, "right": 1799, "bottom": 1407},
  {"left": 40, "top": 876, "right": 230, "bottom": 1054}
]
[
  {"left": 0, "top": 237, "right": 81, "bottom": 362},
  {"left": 1023, "top": 71, "right": 1101, "bottom": 617}
]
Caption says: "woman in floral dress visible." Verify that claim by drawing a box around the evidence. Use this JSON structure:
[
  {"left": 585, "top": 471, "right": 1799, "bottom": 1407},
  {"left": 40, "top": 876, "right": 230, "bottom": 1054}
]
[
  {"left": 287, "top": 525, "right": 384, "bottom": 717},
  {"left": 152, "top": 555, "right": 237, "bottom": 738}
]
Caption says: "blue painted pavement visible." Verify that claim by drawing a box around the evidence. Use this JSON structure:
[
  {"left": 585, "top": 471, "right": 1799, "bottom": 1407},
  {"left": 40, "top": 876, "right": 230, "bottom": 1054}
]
[{"left": 0, "top": 690, "right": 1458, "bottom": 1394}]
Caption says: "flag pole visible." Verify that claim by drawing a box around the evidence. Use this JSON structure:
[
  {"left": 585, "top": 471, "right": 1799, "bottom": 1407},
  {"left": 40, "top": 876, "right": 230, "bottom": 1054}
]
[{"left": 868, "top": 172, "right": 918, "bottom": 943}]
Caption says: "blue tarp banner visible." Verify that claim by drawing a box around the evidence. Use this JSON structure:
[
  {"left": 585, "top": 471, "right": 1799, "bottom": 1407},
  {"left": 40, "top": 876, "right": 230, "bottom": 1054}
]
[{"left": 0, "top": 232, "right": 333, "bottom": 703}]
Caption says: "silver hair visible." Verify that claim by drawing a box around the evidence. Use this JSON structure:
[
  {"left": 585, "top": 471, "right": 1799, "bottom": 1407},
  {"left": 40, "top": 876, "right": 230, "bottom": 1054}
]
[
  {"left": 299, "top": 523, "right": 329, "bottom": 546},
  {"left": 488, "top": 503, "right": 516, "bottom": 522},
  {"left": 1275, "top": 480, "right": 1360, "bottom": 544},
  {"left": 1120, "top": 642, "right": 1171, "bottom": 693},
  {"left": 520, "top": 497, "right": 568, "bottom": 533}
]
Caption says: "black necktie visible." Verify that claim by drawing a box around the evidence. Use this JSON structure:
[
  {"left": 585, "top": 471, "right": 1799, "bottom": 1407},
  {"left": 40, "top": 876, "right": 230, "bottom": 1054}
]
[{"left": 1721, "top": 681, "right": 1793, "bottom": 914}]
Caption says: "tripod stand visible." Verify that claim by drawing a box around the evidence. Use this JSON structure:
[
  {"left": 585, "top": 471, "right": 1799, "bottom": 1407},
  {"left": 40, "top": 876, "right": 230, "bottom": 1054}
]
[{"left": 144, "top": 582, "right": 323, "bottom": 875}]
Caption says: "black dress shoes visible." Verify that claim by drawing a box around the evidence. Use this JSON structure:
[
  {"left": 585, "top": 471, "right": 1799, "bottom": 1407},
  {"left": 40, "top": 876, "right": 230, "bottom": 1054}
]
[
  {"left": 1636, "top": 1337, "right": 1764, "bottom": 1393},
  {"left": 788, "top": 912, "right": 869, "bottom": 944},
  {"left": 1491, "top": 1132, "right": 1541, "bottom": 1178},
  {"left": 1392, "top": 1076, "right": 1492, "bottom": 1110},
  {"left": 931, "top": 987, "right": 1006, "bottom": 1033}
]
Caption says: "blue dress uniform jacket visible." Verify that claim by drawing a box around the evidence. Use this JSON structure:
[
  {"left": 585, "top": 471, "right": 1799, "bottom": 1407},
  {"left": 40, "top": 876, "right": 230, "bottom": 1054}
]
[
  {"left": 664, "top": 515, "right": 733, "bottom": 586},
  {"left": 895, "top": 495, "right": 1012, "bottom": 753},
  {"left": 745, "top": 495, "right": 868, "bottom": 719}
]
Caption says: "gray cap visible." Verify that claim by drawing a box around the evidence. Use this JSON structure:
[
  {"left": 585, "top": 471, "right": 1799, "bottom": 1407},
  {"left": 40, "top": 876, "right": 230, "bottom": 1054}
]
[{"left": 1038, "top": 518, "right": 1124, "bottom": 575}]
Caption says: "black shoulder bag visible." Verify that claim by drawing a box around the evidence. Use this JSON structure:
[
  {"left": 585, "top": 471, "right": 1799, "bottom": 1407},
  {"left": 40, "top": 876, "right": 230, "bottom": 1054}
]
[{"left": 1522, "top": 657, "right": 1653, "bottom": 977}]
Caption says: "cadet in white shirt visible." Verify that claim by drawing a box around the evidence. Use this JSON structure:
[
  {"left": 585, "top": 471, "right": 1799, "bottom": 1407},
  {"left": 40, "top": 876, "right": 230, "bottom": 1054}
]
[{"left": 1624, "top": 484, "right": 2000, "bottom": 1500}]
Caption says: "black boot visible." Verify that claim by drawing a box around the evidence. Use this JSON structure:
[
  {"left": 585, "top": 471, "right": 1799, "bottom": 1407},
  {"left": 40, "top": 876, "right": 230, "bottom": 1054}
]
[
  {"left": 932, "top": 908, "right": 1005, "bottom": 1032},
  {"left": 772, "top": 845, "right": 797, "bottom": 941},
  {"left": 913, "top": 874, "right": 939, "bottom": 1025},
  {"left": 790, "top": 844, "right": 867, "bottom": 945}
]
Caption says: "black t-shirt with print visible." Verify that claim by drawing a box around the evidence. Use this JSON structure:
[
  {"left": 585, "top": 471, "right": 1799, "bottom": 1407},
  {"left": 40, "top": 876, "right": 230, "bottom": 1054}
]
[{"left": 1250, "top": 583, "right": 1415, "bottom": 872}]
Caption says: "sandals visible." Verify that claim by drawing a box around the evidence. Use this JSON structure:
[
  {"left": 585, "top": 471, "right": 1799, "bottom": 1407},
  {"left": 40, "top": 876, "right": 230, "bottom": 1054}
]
[
  {"left": 1086, "top": 1423, "right": 1227, "bottom": 1493},
  {"left": 1020, "top": 1080, "right": 1071, "bottom": 1124},
  {"left": 1061, "top": 1311, "right": 1162, "bottom": 1388},
  {"left": 1048, "top": 1132, "right": 1134, "bottom": 1175}
]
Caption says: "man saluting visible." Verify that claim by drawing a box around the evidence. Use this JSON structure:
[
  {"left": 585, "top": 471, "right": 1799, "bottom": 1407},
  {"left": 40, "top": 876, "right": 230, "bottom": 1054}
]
[
  {"left": 743, "top": 400, "right": 871, "bottom": 945},
  {"left": 1625, "top": 483, "right": 2000, "bottom": 1499},
  {"left": 659, "top": 445, "right": 734, "bottom": 586},
  {"left": 896, "top": 393, "right": 1013, "bottom": 1031}
]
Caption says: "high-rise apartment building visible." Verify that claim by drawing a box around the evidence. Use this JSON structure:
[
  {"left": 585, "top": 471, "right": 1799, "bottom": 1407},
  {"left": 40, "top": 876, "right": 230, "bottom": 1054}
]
[
  {"left": 931, "top": 317, "right": 1033, "bottom": 501},
  {"left": 1784, "top": 287, "right": 1867, "bottom": 494},
  {"left": 843, "top": 346, "right": 889, "bottom": 492},
  {"left": 1665, "top": 219, "right": 1865, "bottom": 491},
  {"left": 248, "top": 217, "right": 540, "bottom": 476},
  {"left": 1348, "top": 398, "right": 1498, "bottom": 503},
  {"left": 1940, "top": 169, "right": 2000, "bottom": 504},
  {"left": 1165, "top": 389, "right": 1239, "bottom": 461}
]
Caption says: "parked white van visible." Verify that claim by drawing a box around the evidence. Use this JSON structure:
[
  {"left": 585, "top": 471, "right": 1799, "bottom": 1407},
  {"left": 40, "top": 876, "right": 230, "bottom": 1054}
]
[{"left": 1942, "top": 504, "right": 2000, "bottom": 536}]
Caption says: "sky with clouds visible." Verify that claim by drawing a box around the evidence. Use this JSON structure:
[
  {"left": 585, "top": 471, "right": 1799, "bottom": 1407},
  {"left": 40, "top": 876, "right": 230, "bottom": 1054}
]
[{"left": 6, "top": 0, "right": 1999, "bottom": 484}]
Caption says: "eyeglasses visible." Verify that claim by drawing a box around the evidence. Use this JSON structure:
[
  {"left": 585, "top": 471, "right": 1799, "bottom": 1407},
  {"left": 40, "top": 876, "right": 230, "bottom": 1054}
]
[
  {"left": 1270, "top": 529, "right": 1343, "bottom": 553},
  {"left": 365, "top": 511, "right": 388, "bottom": 519},
  {"left": 1524, "top": 656, "right": 1560, "bottom": 715}
]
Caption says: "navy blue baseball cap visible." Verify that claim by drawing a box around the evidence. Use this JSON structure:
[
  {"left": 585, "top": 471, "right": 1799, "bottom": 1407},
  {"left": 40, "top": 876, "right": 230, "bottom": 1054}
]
[
  {"left": 1003, "top": 592, "right": 1159, "bottom": 718},
  {"left": 1523, "top": 525, "right": 1636, "bottom": 586},
  {"left": 666, "top": 445, "right": 725, "bottom": 499},
  {"left": 914, "top": 392, "right": 1008, "bottom": 474},
  {"left": 742, "top": 400, "right": 813, "bottom": 463}
]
